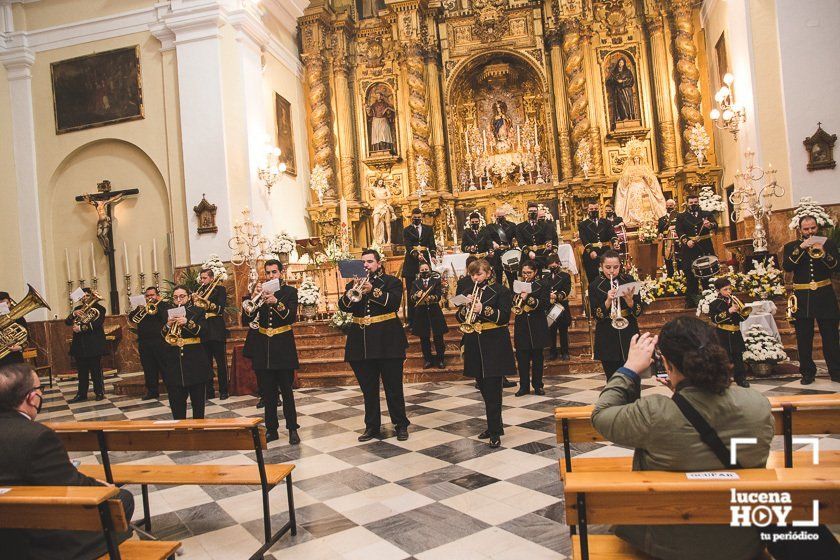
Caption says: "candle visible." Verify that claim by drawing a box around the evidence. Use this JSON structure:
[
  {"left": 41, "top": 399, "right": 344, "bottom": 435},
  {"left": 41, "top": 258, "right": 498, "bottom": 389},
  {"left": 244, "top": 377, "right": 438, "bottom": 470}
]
[
  {"left": 78, "top": 247, "right": 84, "bottom": 280},
  {"left": 517, "top": 125, "right": 521, "bottom": 151},
  {"left": 90, "top": 243, "right": 97, "bottom": 278},
  {"left": 152, "top": 238, "right": 158, "bottom": 271},
  {"left": 123, "top": 241, "right": 130, "bottom": 273},
  {"left": 139, "top": 244, "right": 144, "bottom": 274},
  {"left": 65, "top": 248, "right": 71, "bottom": 279}
]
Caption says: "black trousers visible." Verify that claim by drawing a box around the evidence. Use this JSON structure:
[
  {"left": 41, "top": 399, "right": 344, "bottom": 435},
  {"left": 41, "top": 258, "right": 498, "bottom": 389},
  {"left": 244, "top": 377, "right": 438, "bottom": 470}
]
[
  {"left": 256, "top": 369, "right": 298, "bottom": 431},
  {"left": 494, "top": 265, "right": 515, "bottom": 289},
  {"left": 583, "top": 254, "right": 600, "bottom": 287},
  {"left": 420, "top": 334, "right": 445, "bottom": 362},
  {"left": 664, "top": 257, "right": 675, "bottom": 277},
  {"left": 167, "top": 383, "right": 206, "bottom": 419},
  {"left": 349, "top": 358, "right": 409, "bottom": 431},
  {"left": 478, "top": 376, "right": 504, "bottom": 437},
  {"left": 601, "top": 360, "right": 624, "bottom": 380},
  {"left": 203, "top": 340, "right": 228, "bottom": 395},
  {"left": 795, "top": 317, "right": 840, "bottom": 376},
  {"left": 548, "top": 322, "right": 570, "bottom": 355},
  {"left": 717, "top": 331, "right": 747, "bottom": 382},
  {"left": 138, "top": 341, "right": 165, "bottom": 395},
  {"left": 405, "top": 275, "right": 416, "bottom": 323},
  {"left": 516, "top": 348, "right": 545, "bottom": 389},
  {"left": 75, "top": 355, "right": 104, "bottom": 397}
]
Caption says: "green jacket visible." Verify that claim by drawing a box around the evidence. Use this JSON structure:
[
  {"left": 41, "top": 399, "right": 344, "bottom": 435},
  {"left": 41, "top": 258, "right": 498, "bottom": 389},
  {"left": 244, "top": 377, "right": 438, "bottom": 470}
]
[{"left": 591, "top": 372, "right": 775, "bottom": 560}]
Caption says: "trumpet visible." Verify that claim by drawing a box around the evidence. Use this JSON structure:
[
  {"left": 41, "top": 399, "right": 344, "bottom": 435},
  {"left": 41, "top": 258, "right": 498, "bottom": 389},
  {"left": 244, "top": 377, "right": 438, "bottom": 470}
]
[
  {"left": 73, "top": 290, "right": 103, "bottom": 326},
  {"left": 242, "top": 291, "right": 264, "bottom": 316},
  {"left": 512, "top": 292, "right": 525, "bottom": 315},
  {"left": 192, "top": 276, "right": 221, "bottom": 309},
  {"left": 808, "top": 246, "right": 825, "bottom": 259},
  {"left": 610, "top": 277, "right": 629, "bottom": 330},
  {"left": 346, "top": 274, "right": 372, "bottom": 303},
  {"left": 730, "top": 294, "right": 750, "bottom": 317},
  {"left": 786, "top": 292, "right": 798, "bottom": 323},
  {"left": 128, "top": 300, "right": 158, "bottom": 324},
  {"left": 458, "top": 283, "right": 486, "bottom": 334},
  {"left": 164, "top": 320, "right": 182, "bottom": 345}
]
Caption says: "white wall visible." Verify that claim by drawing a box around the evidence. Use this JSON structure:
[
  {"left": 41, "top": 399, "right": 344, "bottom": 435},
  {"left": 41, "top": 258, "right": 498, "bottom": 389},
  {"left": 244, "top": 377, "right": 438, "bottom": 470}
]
[{"left": 776, "top": 0, "right": 840, "bottom": 204}]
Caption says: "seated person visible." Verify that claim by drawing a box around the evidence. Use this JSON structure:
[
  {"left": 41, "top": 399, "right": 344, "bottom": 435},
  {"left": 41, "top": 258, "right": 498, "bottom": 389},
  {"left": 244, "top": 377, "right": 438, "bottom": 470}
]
[
  {"left": 591, "top": 317, "right": 774, "bottom": 560},
  {"left": 0, "top": 363, "right": 135, "bottom": 560}
]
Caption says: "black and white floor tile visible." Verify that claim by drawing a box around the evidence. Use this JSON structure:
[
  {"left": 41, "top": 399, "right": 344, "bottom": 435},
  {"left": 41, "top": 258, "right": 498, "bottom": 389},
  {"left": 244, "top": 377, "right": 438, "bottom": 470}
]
[{"left": 39, "top": 368, "right": 840, "bottom": 559}]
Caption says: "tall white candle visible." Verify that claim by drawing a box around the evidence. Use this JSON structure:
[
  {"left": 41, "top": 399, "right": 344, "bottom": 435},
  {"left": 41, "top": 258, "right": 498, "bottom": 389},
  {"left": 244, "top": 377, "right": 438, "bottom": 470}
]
[
  {"left": 78, "top": 247, "right": 84, "bottom": 280},
  {"left": 123, "top": 241, "right": 130, "bottom": 273},
  {"left": 152, "top": 238, "right": 158, "bottom": 271},
  {"left": 90, "top": 243, "right": 97, "bottom": 278},
  {"left": 139, "top": 244, "right": 144, "bottom": 274},
  {"left": 65, "top": 248, "right": 71, "bottom": 279}
]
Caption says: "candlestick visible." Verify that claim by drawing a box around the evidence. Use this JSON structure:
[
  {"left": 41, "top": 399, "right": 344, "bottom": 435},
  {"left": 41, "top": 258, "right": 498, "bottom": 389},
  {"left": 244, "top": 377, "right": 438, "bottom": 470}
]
[
  {"left": 464, "top": 128, "right": 470, "bottom": 157},
  {"left": 139, "top": 244, "right": 144, "bottom": 274},
  {"left": 65, "top": 248, "right": 71, "bottom": 279},
  {"left": 533, "top": 122, "right": 539, "bottom": 149},
  {"left": 78, "top": 247, "right": 84, "bottom": 280},
  {"left": 79, "top": 278, "right": 86, "bottom": 289},
  {"left": 138, "top": 272, "right": 146, "bottom": 293},
  {"left": 153, "top": 272, "right": 160, "bottom": 289},
  {"left": 67, "top": 280, "right": 74, "bottom": 313},
  {"left": 90, "top": 243, "right": 96, "bottom": 278},
  {"left": 91, "top": 277, "right": 98, "bottom": 293},
  {"left": 152, "top": 238, "right": 158, "bottom": 271},
  {"left": 124, "top": 274, "right": 133, "bottom": 309},
  {"left": 482, "top": 130, "right": 487, "bottom": 154},
  {"left": 123, "top": 242, "right": 130, "bottom": 273}
]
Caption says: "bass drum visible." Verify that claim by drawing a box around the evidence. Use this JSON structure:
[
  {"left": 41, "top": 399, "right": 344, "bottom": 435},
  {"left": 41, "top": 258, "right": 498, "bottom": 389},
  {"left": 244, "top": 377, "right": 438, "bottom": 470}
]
[
  {"left": 691, "top": 255, "right": 720, "bottom": 279},
  {"left": 546, "top": 303, "right": 566, "bottom": 328},
  {"left": 501, "top": 249, "right": 522, "bottom": 273}
]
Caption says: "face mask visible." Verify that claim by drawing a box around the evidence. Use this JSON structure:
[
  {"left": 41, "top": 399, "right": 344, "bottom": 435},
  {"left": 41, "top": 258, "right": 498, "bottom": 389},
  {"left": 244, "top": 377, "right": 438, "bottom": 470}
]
[
  {"left": 528, "top": 211, "right": 537, "bottom": 220},
  {"left": 420, "top": 271, "right": 430, "bottom": 278},
  {"left": 550, "top": 266, "right": 559, "bottom": 273},
  {"left": 537, "top": 217, "right": 545, "bottom": 223},
  {"left": 413, "top": 218, "right": 421, "bottom": 225},
  {"left": 589, "top": 211, "right": 598, "bottom": 219},
  {"left": 690, "top": 204, "right": 700, "bottom": 212},
  {"left": 606, "top": 211, "right": 614, "bottom": 217},
  {"left": 471, "top": 223, "right": 479, "bottom": 231},
  {"left": 496, "top": 217, "right": 505, "bottom": 224}
]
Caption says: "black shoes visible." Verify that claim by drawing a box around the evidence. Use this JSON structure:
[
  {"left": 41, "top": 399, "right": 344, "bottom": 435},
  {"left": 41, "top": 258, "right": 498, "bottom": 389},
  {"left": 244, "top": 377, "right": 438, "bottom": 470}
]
[
  {"left": 396, "top": 426, "right": 409, "bottom": 441},
  {"left": 502, "top": 378, "right": 516, "bottom": 388},
  {"left": 548, "top": 350, "right": 558, "bottom": 361},
  {"left": 207, "top": 390, "right": 216, "bottom": 400},
  {"left": 436, "top": 359, "right": 445, "bottom": 369},
  {"left": 474, "top": 381, "right": 481, "bottom": 390},
  {"left": 141, "top": 393, "right": 158, "bottom": 401},
  {"left": 515, "top": 389, "right": 530, "bottom": 397},
  {"left": 95, "top": 393, "right": 105, "bottom": 401},
  {"left": 535, "top": 388, "right": 546, "bottom": 396},
  {"left": 423, "top": 361, "right": 433, "bottom": 369},
  {"left": 489, "top": 436, "right": 501, "bottom": 448},
  {"left": 478, "top": 429, "right": 504, "bottom": 439},
  {"left": 220, "top": 393, "right": 229, "bottom": 400},
  {"left": 289, "top": 430, "right": 300, "bottom": 445},
  {"left": 561, "top": 354, "right": 570, "bottom": 361},
  {"left": 256, "top": 397, "right": 265, "bottom": 408},
  {"left": 735, "top": 379, "right": 750, "bottom": 388},
  {"left": 800, "top": 375, "right": 815, "bottom": 385},
  {"left": 265, "top": 430, "right": 279, "bottom": 443},
  {"left": 358, "top": 428, "right": 381, "bottom": 442},
  {"left": 69, "top": 394, "right": 87, "bottom": 404}
]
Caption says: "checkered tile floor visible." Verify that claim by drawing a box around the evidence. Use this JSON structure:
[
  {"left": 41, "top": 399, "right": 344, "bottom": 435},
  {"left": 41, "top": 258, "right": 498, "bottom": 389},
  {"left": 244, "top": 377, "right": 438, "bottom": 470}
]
[{"left": 39, "top": 368, "right": 840, "bottom": 559}]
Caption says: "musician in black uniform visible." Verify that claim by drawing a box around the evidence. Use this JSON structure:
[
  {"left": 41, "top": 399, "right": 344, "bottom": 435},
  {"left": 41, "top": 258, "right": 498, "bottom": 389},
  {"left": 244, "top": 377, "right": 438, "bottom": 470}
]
[
  {"left": 578, "top": 202, "right": 616, "bottom": 285},
  {"left": 339, "top": 249, "right": 410, "bottom": 441},
  {"left": 536, "top": 207, "right": 558, "bottom": 269},
  {"left": 516, "top": 202, "right": 552, "bottom": 271},
  {"left": 194, "top": 268, "right": 229, "bottom": 400},
  {"left": 66, "top": 288, "right": 108, "bottom": 403},
  {"left": 782, "top": 215, "right": 840, "bottom": 384},
  {"left": 676, "top": 193, "right": 718, "bottom": 306},
  {"left": 242, "top": 259, "right": 300, "bottom": 444},
  {"left": 410, "top": 262, "right": 449, "bottom": 369},
  {"left": 161, "top": 286, "right": 212, "bottom": 419},
  {"left": 128, "top": 286, "right": 170, "bottom": 400},
  {"left": 487, "top": 208, "right": 517, "bottom": 287},
  {"left": 456, "top": 259, "right": 516, "bottom": 447},
  {"left": 589, "top": 251, "right": 642, "bottom": 379},
  {"left": 708, "top": 278, "right": 751, "bottom": 387},
  {"left": 403, "top": 208, "right": 437, "bottom": 327},
  {"left": 657, "top": 199, "right": 679, "bottom": 277},
  {"left": 543, "top": 254, "right": 572, "bottom": 361},
  {"left": 0, "top": 291, "right": 26, "bottom": 367},
  {"left": 603, "top": 204, "right": 624, "bottom": 229},
  {"left": 461, "top": 212, "right": 491, "bottom": 258},
  {"left": 513, "top": 260, "right": 550, "bottom": 396}
]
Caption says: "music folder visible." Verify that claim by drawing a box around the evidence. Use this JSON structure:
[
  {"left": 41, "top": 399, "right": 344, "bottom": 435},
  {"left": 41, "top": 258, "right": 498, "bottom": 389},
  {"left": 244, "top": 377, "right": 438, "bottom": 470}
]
[{"left": 338, "top": 259, "right": 366, "bottom": 279}]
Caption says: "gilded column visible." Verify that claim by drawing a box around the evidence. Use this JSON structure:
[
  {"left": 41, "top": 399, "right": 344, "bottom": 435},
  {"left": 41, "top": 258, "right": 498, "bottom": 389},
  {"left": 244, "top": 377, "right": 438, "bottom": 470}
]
[
  {"left": 425, "top": 46, "right": 448, "bottom": 193},
  {"left": 647, "top": 12, "right": 679, "bottom": 169},
  {"left": 562, "top": 18, "right": 591, "bottom": 176},
  {"left": 405, "top": 43, "right": 433, "bottom": 192},
  {"left": 546, "top": 30, "right": 573, "bottom": 180},
  {"left": 332, "top": 18, "right": 359, "bottom": 201},
  {"left": 672, "top": 0, "right": 703, "bottom": 163}
]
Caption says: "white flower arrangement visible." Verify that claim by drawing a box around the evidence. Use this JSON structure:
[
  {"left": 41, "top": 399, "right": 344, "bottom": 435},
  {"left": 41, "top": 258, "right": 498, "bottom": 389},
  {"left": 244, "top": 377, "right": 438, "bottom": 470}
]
[
  {"left": 325, "top": 239, "right": 350, "bottom": 263},
  {"left": 742, "top": 261, "right": 785, "bottom": 299},
  {"left": 688, "top": 123, "right": 711, "bottom": 166},
  {"left": 638, "top": 221, "right": 658, "bottom": 243},
  {"left": 298, "top": 276, "right": 321, "bottom": 306},
  {"left": 696, "top": 288, "right": 718, "bottom": 317},
  {"left": 310, "top": 164, "right": 329, "bottom": 205},
  {"left": 271, "top": 231, "right": 296, "bottom": 255},
  {"left": 699, "top": 185, "right": 726, "bottom": 214},
  {"left": 201, "top": 254, "right": 228, "bottom": 281},
  {"left": 639, "top": 278, "right": 658, "bottom": 305},
  {"left": 329, "top": 310, "right": 353, "bottom": 331},
  {"left": 626, "top": 264, "right": 641, "bottom": 281},
  {"left": 743, "top": 325, "right": 788, "bottom": 363},
  {"left": 788, "top": 196, "right": 834, "bottom": 229},
  {"left": 366, "top": 240, "right": 386, "bottom": 261}
]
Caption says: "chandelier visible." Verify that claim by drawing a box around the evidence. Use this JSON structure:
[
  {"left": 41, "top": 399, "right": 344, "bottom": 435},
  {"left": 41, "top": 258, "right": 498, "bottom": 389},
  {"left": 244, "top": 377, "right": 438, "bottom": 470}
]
[
  {"left": 728, "top": 150, "right": 784, "bottom": 252},
  {"left": 710, "top": 73, "right": 746, "bottom": 140}
]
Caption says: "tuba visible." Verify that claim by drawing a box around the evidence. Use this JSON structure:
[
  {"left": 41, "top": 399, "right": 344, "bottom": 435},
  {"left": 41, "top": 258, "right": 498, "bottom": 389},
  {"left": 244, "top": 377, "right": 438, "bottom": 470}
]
[
  {"left": 73, "top": 290, "right": 103, "bottom": 326},
  {"left": 0, "top": 285, "right": 50, "bottom": 360},
  {"left": 610, "top": 277, "right": 629, "bottom": 330}
]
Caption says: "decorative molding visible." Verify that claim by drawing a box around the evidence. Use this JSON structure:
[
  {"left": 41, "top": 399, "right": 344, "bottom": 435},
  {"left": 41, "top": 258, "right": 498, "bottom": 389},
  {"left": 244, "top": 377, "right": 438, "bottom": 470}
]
[{"left": 0, "top": 46, "right": 34, "bottom": 80}]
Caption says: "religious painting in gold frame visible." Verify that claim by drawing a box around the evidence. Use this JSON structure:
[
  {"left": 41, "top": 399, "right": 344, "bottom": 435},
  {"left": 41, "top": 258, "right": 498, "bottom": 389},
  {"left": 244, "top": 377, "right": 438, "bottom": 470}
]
[
  {"left": 364, "top": 82, "right": 398, "bottom": 157},
  {"left": 275, "top": 93, "right": 297, "bottom": 176},
  {"left": 50, "top": 46, "right": 144, "bottom": 134}
]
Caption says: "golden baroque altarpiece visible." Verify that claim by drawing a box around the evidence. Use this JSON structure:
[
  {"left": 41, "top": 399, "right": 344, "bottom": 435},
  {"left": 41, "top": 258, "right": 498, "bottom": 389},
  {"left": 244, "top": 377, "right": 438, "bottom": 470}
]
[{"left": 299, "top": 0, "right": 721, "bottom": 249}]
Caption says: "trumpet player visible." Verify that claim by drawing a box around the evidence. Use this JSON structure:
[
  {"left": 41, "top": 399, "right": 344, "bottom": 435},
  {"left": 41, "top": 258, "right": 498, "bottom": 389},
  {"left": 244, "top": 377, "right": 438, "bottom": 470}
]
[
  {"left": 708, "top": 278, "right": 751, "bottom": 388},
  {"left": 161, "top": 286, "right": 212, "bottom": 419},
  {"left": 129, "top": 286, "right": 170, "bottom": 400},
  {"left": 588, "top": 251, "right": 642, "bottom": 379},
  {"left": 339, "top": 249, "right": 410, "bottom": 442},
  {"left": 513, "top": 260, "right": 550, "bottom": 397},
  {"left": 657, "top": 199, "right": 679, "bottom": 277},
  {"left": 403, "top": 208, "right": 437, "bottom": 328},
  {"left": 195, "top": 268, "right": 229, "bottom": 400},
  {"left": 456, "top": 259, "right": 516, "bottom": 448},
  {"left": 0, "top": 291, "right": 27, "bottom": 367},
  {"left": 410, "top": 262, "right": 448, "bottom": 369},
  {"left": 242, "top": 259, "right": 300, "bottom": 444},
  {"left": 65, "top": 288, "right": 107, "bottom": 403},
  {"left": 782, "top": 215, "right": 840, "bottom": 384},
  {"left": 544, "top": 254, "right": 572, "bottom": 361}
]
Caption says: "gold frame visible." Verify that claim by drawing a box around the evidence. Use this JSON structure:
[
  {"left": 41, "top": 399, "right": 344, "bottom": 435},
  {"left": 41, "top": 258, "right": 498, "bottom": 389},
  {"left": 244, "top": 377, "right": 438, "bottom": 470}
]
[{"left": 275, "top": 93, "right": 297, "bottom": 176}]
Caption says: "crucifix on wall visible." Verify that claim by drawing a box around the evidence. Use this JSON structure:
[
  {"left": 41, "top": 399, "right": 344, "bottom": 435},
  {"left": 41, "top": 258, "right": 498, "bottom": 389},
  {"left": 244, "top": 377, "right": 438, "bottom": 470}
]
[{"left": 75, "top": 179, "right": 139, "bottom": 314}]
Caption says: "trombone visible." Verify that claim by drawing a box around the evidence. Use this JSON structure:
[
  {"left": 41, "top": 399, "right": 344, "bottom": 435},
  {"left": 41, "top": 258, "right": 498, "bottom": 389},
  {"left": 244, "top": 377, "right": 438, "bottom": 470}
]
[
  {"left": 128, "top": 300, "right": 158, "bottom": 324},
  {"left": 458, "top": 283, "right": 486, "bottom": 334},
  {"left": 413, "top": 272, "right": 441, "bottom": 306},
  {"left": 192, "top": 276, "right": 221, "bottom": 309}
]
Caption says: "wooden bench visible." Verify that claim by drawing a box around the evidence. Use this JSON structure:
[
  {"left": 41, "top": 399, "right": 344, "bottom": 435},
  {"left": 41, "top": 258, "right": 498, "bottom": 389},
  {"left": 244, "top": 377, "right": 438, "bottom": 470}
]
[
  {"left": 564, "top": 466, "right": 840, "bottom": 560},
  {"left": 47, "top": 418, "right": 296, "bottom": 560},
  {"left": 0, "top": 486, "right": 180, "bottom": 560},
  {"left": 555, "top": 394, "right": 840, "bottom": 478}
]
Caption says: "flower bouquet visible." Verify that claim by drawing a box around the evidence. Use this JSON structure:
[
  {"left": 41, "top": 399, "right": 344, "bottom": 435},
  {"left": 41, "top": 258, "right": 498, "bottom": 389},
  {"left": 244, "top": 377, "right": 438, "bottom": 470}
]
[
  {"left": 298, "top": 276, "right": 321, "bottom": 321},
  {"left": 272, "top": 231, "right": 296, "bottom": 264},
  {"left": 329, "top": 310, "right": 353, "bottom": 333},
  {"left": 788, "top": 196, "right": 834, "bottom": 229},
  {"left": 699, "top": 185, "right": 726, "bottom": 214},
  {"left": 637, "top": 221, "right": 658, "bottom": 244},
  {"left": 639, "top": 278, "right": 658, "bottom": 305},
  {"left": 741, "top": 262, "right": 785, "bottom": 300},
  {"left": 653, "top": 272, "right": 687, "bottom": 299},
  {"left": 743, "top": 325, "right": 788, "bottom": 376},
  {"left": 696, "top": 287, "right": 718, "bottom": 317},
  {"left": 325, "top": 239, "right": 351, "bottom": 263},
  {"left": 201, "top": 254, "right": 228, "bottom": 281}
]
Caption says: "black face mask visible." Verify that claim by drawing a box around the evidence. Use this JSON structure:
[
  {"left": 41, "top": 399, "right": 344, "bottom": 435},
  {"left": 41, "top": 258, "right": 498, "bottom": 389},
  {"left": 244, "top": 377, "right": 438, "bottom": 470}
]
[
  {"left": 528, "top": 211, "right": 537, "bottom": 220},
  {"left": 537, "top": 217, "right": 545, "bottom": 223},
  {"left": 549, "top": 266, "right": 560, "bottom": 274},
  {"left": 413, "top": 218, "right": 421, "bottom": 226},
  {"left": 420, "top": 271, "right": 430, "bottom": 279},
  {"left": 690, "top": 204, "right": 700, "bottom": 213},
  {"left": 606, "top": 212, "right": 614, "bottom": 218},
  {"left": 589, "top": 211, "right": 598, "bottom": 219},
  {"left": 471, "top": 224, "right": 479, "bottom": 231},
  {"left": 496, "top": 217, "right": 505, "bottom": 224}
]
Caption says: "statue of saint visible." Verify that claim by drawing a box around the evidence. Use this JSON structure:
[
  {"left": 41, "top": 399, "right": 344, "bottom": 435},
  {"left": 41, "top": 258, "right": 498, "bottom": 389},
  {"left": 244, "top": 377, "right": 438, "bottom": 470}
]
[
  {"left": 491, "top": 100, "right": 512, "bottom": 151},
  {"left": 606, "top": 57, "right": 638, "bottom": 129},
  {"left": 368, "top": 178, "right": 396, "bottom": 245},
  {"left": 367, "top": 90, "right": 396, "bottom": 154},
  {"left": 614, "top": 140, "right": 667, "bottom": 227}
]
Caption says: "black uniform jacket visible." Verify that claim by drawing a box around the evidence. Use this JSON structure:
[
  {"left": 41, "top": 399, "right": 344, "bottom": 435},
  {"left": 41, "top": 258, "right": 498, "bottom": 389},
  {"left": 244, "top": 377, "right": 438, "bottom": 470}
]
[
  {"left": 403, "top": 223, "right": 437, "bottom": 278},
  {"left": 515, "top": 220, "right": 551, "bottom": 253},
  {"left": 199, "top": 285, "right": 229, "bottom": 342},
  {"left": 461, "top": 227, "right": 491, "bottom": 256},
  {"left": 676, "top": 210, "right": 717, "bottom": 268},
  {"left": 657, "top": 211, "right": 680, "bottom": 258},
  {"left": 578, "top": 218, "right": 616, "bottom": 256},
  {"left": 589, "top": 273, "right": 642, "bottom": 361},
  {"left": 410, "top": 275, "right": 449, "bottom": 338},
  {"left": 65, "top": 302, "right": 107, "bottom": 358},
  {"left": 605, "top": 214, "right": 624, "bottom": 229},
  {"left": 709, "top": 296, "right": 749, "bottom": 354},
  {"left": 782, "top": 238, "right": 839, "bottom": 319},
  {"left": 486, "top": 219, "right": 517, "bottom": 251},
  {"left": 242, "top": 284, "right": 300, "bottom": 370},
  {"left": 456, "top": 279, "right": 516, "bottom": 378},
  {"left": 160, "top": 305, "right": 213, "bottom": 387},
  {"left": 338, "top": 271, "right": 408, "bottom": 361},
  {"left": 132, "top": 300, "right": 171, "bottom": 345},
  {"left": 0, "top": 316, "right": 27, "bottom": 366},
  {"left": 543, "top": 269, "right": 572, "bottom": 327},
  {"left": 513, "top": 279, "right": 551, "bottom": 350}
]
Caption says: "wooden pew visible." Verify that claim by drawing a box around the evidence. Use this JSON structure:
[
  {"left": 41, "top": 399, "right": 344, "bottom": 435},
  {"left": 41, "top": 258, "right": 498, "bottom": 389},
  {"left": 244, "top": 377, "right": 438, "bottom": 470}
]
[
  {"left": 564, "top": 466, "right": 840, "bottom": 560},
  {"left": 46, "top": 418, "right": 296, "bottom": 560},
  {"left": 555, "top": 394, "right": 840, "bottom": 478},
  {"left": 0, "top": 486, "right": 180, "bottom": 560}
]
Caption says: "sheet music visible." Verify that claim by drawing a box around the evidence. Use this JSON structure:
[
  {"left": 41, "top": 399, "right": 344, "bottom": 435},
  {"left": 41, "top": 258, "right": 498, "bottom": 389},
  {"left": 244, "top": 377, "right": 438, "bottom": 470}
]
[
  {"left": 513, "top": 280, "right": 533, "bottom": 294},
  {"left": 615, "top": 281, "right": 642, "bottom": 297},
  {"left": 450, "top": 294, "right": 469, "bottom": 306},
  {"left": 262, "top": 278, "right": 281, "bottom": 294},
  {"left": 167, "top": 307, "right": 186, "bottom": 319},
  {"left": 0, "top": 303, "right": 9, "bottom": 316},
  {"left": 70, "top": 287, "right": 86, "bottom": 302},
  {"left": 801, "top": 235, "right": 827, "bottom": 248},
  {"left": 129, "top": 295, "right": 147, "bottom": 308}
]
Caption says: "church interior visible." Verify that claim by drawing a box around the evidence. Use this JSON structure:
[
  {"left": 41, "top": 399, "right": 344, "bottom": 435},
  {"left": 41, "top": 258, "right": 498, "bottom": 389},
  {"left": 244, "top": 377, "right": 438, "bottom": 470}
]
[{"left": 0, "top": 0, "right": 839, "bottom": 559}]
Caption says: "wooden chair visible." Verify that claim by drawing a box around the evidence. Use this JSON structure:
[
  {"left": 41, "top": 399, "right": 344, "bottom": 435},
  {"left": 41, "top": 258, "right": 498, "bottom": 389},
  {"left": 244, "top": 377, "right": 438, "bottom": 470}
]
[
  {"left": 0, "top": 486, "right": 180, "bottom": 560},
  {"left": 564, "top": 466, "right": 840, "bottom": 560},
  {"left": 47, "top": 418, "right": 296, "bottom": 560}
]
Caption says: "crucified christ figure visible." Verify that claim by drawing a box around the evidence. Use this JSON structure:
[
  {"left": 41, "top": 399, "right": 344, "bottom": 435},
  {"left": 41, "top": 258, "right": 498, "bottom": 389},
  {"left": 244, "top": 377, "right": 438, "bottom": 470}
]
[{"left": 82, "top": 191, "right": 127, "bottom": 253}]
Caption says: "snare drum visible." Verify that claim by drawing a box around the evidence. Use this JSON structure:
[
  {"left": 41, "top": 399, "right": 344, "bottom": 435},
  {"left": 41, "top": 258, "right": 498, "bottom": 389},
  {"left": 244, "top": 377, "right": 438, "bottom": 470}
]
[
  {"left": 501, "top": 249, "right": 522, "bottom": 273},
  {"left": 691, "top": 255, "right": 720, "bottom": 279},
  {"left": 546, "top": 303, "right": 566, "bottom": 328}
]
